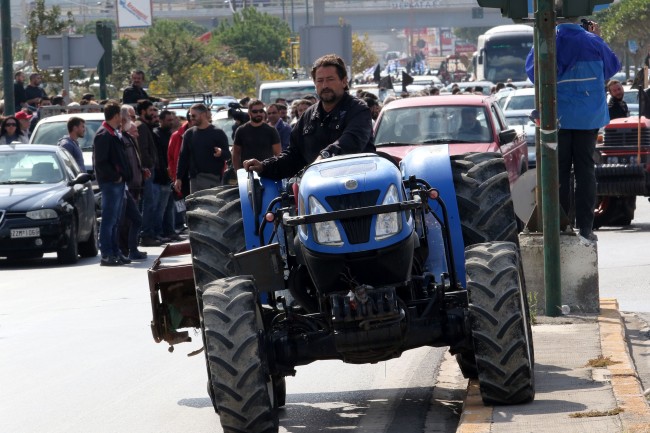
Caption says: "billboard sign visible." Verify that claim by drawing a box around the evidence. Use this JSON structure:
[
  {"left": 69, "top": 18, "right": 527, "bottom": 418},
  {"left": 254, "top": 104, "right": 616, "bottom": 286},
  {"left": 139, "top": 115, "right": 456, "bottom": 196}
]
[{"left": 117, "top": 0, "right": 153, "bottom": 29}]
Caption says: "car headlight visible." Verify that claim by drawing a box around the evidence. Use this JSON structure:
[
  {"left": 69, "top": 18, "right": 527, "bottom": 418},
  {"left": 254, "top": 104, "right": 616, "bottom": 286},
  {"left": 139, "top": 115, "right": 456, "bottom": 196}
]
[
  {"left": 309, "top": 196, "right": 343, "bottom": 246},
  {"left": 375, "top": 184, "right": 402, "bottom": 240},
  {"left": 26, "top": 209, "right": 57, "bottom": 220},
  {"left": 606, "top": 156, "right": 619, "bottom": 164}
]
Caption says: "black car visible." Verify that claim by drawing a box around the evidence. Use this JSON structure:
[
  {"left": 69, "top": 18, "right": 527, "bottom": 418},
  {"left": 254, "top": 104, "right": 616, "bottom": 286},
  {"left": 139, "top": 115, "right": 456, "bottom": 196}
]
[{"left": 0, "top": 144, "right": 97, "bottom": 263}]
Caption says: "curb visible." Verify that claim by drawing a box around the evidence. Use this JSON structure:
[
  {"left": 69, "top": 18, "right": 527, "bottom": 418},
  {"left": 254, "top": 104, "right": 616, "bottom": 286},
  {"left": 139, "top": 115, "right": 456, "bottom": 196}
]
[
  {"left": 455, "top": 379, "right": 491, "bottom": 433},
  {"left": 455, "top": 298, "right": 650, "bottom": 433},
  {"left": 598, "top": 298, "right": 650, "bottom": 433}
]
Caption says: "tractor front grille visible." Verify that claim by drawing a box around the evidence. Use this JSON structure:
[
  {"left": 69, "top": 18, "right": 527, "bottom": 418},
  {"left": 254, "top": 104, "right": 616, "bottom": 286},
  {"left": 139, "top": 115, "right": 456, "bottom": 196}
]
[{"left": 326, "top": 190, "right": 381, "bottom": 244}]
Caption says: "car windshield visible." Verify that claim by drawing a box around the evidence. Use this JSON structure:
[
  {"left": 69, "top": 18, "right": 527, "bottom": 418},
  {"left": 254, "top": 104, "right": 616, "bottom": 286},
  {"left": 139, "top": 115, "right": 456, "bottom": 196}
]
[
  {"left": 503, "top": 94, "right": 535, "bottom": 111},
  {"left": 505, "top": 115, "right": 532, "bottom": 126},
  {"left": 31, "top": 119, "right": 103, "bottom": 151},
  {"left": 0, "top": 151, "right": 64, "bottom": 184},
  {"left": 375, "top": 105, "right": 493, "bottom": 146}
]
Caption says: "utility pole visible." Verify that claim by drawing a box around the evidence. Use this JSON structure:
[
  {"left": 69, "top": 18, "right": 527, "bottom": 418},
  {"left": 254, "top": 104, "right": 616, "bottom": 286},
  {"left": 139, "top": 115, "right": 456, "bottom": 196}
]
[
  {"left": 1, "top": 0, "right": 15, "bottom": 116},
  {"left": 535, "top": 0, "right": 562, "bottom": 317}
]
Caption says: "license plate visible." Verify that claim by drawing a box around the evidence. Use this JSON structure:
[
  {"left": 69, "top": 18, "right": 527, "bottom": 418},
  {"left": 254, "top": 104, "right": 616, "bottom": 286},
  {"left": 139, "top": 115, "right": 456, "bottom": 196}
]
[{"left": 11, "top": 228, "right": 40, "bottom": 238}]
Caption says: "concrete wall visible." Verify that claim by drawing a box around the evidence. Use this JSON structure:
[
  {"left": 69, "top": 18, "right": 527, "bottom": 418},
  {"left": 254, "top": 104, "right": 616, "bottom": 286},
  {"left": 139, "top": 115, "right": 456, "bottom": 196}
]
[{"left": 519, "top": 233, "right": 600, "bottom": 315}]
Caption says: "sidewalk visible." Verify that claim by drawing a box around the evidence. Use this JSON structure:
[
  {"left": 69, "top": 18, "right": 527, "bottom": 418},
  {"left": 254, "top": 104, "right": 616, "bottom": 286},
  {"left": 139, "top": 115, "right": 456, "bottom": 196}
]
[{"left": 456, "top": 299, "right": 650, "bottom": 433}]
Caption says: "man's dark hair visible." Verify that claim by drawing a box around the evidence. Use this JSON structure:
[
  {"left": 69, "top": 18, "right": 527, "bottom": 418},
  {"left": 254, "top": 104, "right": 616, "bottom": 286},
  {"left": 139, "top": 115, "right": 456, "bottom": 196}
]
[
  {"left": 67, "top": 116, "right": 85, "bottom": 133},
  {"left": 311, "top": 54, "right": 347, "bottom": 81},
  {"left": 158, "top": 110, "right": 173, "bottom": 121},
  {"left": 29, "top": 73, "right": 40, "bottom": 81},
  {"left": 248, "top": 99, "right": 265, "bottom": 109},
  {"left": 131, "top": 69, "right": 145, "bottom": 78},
  {"left": 14, "top": 71, "right": 23, "bottom": 79},
  {"left": 607, "top": 79, "right": 622, "bottom": 91},
  {"left": 51, "top": 95, "right": 64, "bottom": 106},
  {"left": 137, "top": 99, "right": 153, "bottom": 116},
  {"left": 363, "top": 97, "right": 379, "bottom": 108},
  {"left": 189, "top": 103, "right": 210, "bottom": 113},
  {"left": 103, "top": 100, "right": 121, "bottom": 121},
  {"left": 82, "top": 93, "right": 94, "bottom": 101},
  {"left": 268, "top": 103, "right": 284, "bottom": 112}
]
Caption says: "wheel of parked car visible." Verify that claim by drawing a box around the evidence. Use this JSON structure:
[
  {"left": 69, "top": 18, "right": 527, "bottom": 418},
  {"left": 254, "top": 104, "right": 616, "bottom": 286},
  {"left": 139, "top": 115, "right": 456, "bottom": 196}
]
[
  {"left": 57, "top": 217, "right": 79, "bottom": 264},
  {"left": 78, "top": 218, "right": 99, "bottom": 258}
]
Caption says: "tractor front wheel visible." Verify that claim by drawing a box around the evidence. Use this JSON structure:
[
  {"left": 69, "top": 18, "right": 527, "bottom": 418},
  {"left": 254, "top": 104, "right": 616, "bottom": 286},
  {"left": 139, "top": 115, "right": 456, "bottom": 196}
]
[
  {"left": 465, "top": 241, "right": 535, "bottom": 405},
  {"left": 202, "top": 276, "right": 278, "bottom": 432}
]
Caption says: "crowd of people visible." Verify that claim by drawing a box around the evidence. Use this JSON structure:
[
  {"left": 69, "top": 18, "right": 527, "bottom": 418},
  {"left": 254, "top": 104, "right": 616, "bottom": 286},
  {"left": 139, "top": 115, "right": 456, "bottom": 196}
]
[{"left": 1, "top": 35, "right": 625, "bottom": 262}]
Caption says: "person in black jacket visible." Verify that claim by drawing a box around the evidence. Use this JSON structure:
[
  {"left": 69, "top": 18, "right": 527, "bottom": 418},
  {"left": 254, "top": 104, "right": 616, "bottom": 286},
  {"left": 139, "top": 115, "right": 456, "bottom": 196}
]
[
  {"left": 244, "top": 54, "right": 375, "bottom": 180},
  {"left": 93, "top": 101, "right": 132, "bottom": 266},
  {"left": 607, "top": 80, "right": 629, "bottom": 120},
  {"left": 122, "top": 70, "right": 169, "bottom": 105}
]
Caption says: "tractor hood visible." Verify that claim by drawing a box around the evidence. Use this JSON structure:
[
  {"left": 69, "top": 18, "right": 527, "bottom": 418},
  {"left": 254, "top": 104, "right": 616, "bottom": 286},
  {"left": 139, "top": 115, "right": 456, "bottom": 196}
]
[{"left": 296, "top": 153, "right": 413, "bottom": 255}]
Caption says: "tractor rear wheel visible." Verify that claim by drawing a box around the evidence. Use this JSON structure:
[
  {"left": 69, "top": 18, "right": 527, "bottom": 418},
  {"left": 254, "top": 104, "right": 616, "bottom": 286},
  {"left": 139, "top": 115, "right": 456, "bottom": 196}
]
[
  {"left": 451, "top": 152, "right": 518, "bottom": 247},
  {"left": 186, "top": 186, "right": 247, "bottom": 412},
  {"left": 186, "top": 185, "right": 245, "bottom": 288},
  {"left": 202, "top": 276, "right": 278, "bottom": 432},
  {"left": 451, "top": 152, "right": 520, "bottom": 377},
  {"left": 465, "top": 241, "right": 535, "bottom": 405}
]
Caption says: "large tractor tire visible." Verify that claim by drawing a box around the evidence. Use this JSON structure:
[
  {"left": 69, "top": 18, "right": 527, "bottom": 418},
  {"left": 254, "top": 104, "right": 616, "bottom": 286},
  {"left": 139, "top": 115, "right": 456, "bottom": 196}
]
[
  {"left": 451, "top": 152, "right": 519, "bottom": 247},
  {"left": 450, "top": 152, "right": 519, "bottom": 377},
  {"left": 186, "top": 186, "right": 247, "bottom": 412},
  {"left": 202, "top": 276, "right": 278, "bottom": 433},
  {"left": 185, "top": 186, "right": 245, "bottom": 288},
  {"left": 465, "top": 241, "right": 535, "bottom": 405},
  {"left": 593, "top": 196, "right": 636, "bottom": 229}
]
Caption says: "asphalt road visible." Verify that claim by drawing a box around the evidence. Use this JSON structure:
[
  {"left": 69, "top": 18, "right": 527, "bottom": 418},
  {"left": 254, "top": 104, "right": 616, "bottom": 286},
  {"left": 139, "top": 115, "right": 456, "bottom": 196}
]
[
  {"left": 0, "top": 248, "right": 461, "bottom": 433},
  {"left": 2, "top": 196, "right": 649, "bottom": 433}
]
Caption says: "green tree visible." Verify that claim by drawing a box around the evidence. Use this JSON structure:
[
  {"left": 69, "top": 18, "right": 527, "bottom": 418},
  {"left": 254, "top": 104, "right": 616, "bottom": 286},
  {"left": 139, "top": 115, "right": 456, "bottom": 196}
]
[
  {"left": 109, "top": 38, "right": 138, "bottom": 92},
  {"left": 24, "top": 0, "right": 75, "bottom": 72},
  {"left": 352, "top": 33, "right": 379, "bottom": 77},
  {"left": 137, "top": 20, "right": 208, "bottom": 92},
  {"left": 213, "top": 7, "right": 291, "bottom": 65},
  {"left": 597, "top": 0, "right": 650, "bottom": 69}
]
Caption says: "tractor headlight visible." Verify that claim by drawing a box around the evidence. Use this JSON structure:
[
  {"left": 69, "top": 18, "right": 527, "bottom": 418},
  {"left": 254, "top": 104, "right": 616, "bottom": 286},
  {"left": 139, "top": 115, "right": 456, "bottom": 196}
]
[
  {"left": 309, "top": 196, "right": 343, "bottom": 246},
  {"left": 375, "top": 184, "right": 401, "bottom": 240}
]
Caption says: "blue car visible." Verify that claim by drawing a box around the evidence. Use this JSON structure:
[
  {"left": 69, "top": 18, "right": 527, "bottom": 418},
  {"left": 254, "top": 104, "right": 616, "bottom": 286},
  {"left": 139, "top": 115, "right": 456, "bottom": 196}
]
[{"left": 0, "top": 144, "right": 97, "bottom": 263}]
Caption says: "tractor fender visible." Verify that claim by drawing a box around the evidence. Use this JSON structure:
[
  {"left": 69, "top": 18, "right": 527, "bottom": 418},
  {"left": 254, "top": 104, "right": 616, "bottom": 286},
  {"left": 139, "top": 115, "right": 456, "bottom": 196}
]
[
  {"left": 236, "top": 168, "right": 284, "bottom": 250},
  {"left": 400, "top": 145, "right": 466, "bottom": 286}
]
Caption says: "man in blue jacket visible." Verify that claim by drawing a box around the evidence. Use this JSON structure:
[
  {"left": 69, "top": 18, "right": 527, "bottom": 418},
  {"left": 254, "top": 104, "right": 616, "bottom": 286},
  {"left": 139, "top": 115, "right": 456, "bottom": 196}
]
[{"left": 526, "top": 19, "right": 620, "bottom": 244}]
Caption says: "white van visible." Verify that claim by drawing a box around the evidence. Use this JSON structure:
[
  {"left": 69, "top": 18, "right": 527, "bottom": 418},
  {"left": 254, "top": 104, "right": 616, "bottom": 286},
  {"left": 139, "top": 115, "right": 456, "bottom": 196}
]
[{"left": 258, "top": 80, "right": 316, "bottom": 105}]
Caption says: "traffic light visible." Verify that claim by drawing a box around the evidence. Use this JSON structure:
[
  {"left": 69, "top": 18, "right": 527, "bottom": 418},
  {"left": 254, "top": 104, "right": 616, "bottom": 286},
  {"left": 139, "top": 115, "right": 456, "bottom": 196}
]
[
  {"left": 556, "top": 0, "right": 614, "bottom": 17},
  {"left": 476, "top": 0, "right": 528, "bottom": 20}
]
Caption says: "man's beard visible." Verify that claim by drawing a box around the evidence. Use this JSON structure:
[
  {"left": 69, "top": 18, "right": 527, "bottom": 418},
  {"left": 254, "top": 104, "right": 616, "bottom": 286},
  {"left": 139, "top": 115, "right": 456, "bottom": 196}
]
[
  {"left": 319, "top": 89, "right": 338, "bottom": 103},
  {"left": 252, "top": 115, "right": 264, "bottom": 123}
]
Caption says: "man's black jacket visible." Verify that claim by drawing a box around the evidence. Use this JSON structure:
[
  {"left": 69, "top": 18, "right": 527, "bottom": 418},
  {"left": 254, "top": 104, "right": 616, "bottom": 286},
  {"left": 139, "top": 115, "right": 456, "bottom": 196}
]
[
  {"left": 93, "top": 123, "right": 132, "bottom": 185},
  {"left": 608, "top": 97, "right": 629, "bottom": 120},
  {"left": 261, "top": 92, "right": 375, "bottom": 180}
]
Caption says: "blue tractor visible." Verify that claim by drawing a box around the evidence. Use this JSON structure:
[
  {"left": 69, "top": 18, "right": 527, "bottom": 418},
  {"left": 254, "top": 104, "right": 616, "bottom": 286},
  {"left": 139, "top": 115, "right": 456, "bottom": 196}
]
[{"left": 148, "top": 147, "right": 534, "bottom": 432}]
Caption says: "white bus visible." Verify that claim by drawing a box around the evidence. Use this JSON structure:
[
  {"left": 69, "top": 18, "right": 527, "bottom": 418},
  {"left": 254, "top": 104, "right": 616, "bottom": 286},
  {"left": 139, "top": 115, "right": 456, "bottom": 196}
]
[{"left": 474, "top": 25, "right": 534, "bottom": 84}]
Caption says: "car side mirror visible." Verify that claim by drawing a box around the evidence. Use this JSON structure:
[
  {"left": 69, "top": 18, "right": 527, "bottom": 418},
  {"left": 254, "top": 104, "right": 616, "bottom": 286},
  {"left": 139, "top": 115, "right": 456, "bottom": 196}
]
[
  {"left": 69, "top": 172, "right": 92, "bottom": 186},
  {"left": 499, "top": 128, "right": 518, "bottom": 144}
]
